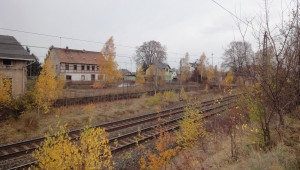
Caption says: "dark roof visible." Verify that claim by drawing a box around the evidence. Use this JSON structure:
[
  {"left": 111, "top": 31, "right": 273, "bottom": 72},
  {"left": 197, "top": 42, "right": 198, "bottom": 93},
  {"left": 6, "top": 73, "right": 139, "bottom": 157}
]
[
  {"left": 120, "top": 69, "right": 130, "bottom": 73},
  {"left": 155, "top": 63, "right": 170, "bottom": 70},
  {"left": 0, "top": 35, "right": 35, "bottom": 61},
  {"left": 52, "top": 47, "right": 101, "bottom": 64}
]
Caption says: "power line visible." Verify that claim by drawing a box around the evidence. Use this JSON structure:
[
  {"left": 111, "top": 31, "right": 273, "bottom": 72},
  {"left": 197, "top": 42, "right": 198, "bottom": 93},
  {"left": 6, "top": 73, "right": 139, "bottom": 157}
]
[
  {"left": 0, "top": 27, "right": 136, "bottom": 49},
  {"left": 0, "top": 27, "right": 202, "bottom": 58},
  {"left": 209, "top": 0, "right": 249, "bottom": 26}
]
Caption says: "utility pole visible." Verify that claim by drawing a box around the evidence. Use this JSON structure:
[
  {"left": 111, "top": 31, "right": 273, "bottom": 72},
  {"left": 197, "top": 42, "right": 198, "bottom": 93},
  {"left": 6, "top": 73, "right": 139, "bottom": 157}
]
[
  {"left": 296, "top": 0, "right": 300, "bottom": 104},
  {"left": 179, "top": 59, "right": 183, "bottom": 100}
]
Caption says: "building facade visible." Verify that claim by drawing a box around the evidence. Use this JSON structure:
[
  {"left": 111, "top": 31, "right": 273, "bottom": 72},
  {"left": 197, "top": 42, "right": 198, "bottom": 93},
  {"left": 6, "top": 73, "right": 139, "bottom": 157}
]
[
  {"left": 145, "top": 63, "right": 173, "bottom": 81},
  {"left": 0, "top": 35, "right": 35, "bottom": 96},
  {"left": 48, "top": 47, "right": 103, "bottom": 82}
]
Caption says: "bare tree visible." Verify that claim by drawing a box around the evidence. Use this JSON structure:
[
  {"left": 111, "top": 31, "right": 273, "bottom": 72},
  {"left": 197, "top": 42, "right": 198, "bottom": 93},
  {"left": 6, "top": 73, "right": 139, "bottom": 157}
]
[
  {"left": 197, "top": 53, "right": 208, "bottom": 82},
  {"left": 179, "top": 52, "right": 190, "bottom": 83},
  {"left": 222, "top": 41, "right": 254, "bottom": 76},
  {"left": 135, "top": 40, "right": 167, "bottom": 70},
  {"left": 225, "top": 0, "right": 300, "bottom": 147}
]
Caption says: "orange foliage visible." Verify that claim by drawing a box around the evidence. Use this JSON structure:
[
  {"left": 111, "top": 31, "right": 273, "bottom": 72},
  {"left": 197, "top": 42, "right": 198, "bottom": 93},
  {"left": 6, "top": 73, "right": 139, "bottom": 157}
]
[{"left": 139, "top": 126, "right": 180, "bottom": 170}]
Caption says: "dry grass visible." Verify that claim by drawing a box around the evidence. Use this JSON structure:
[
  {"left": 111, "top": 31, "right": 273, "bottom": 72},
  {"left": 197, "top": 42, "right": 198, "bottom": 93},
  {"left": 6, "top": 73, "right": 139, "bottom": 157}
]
[
  {"left": 167, "top": 112, "right": 300, "bottom": 170},
  {"left": 61, "top": 83, "right": 201, "bottom": 98},
  {"left": 0, "top": 89, "right": 224, "bottom": 145}
]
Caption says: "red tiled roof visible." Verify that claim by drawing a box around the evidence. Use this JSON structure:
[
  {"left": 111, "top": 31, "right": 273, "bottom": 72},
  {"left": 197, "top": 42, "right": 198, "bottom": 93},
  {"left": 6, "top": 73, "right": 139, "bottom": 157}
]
[{"left": 53, "top": 47, "right": 101, "bottom": 64}]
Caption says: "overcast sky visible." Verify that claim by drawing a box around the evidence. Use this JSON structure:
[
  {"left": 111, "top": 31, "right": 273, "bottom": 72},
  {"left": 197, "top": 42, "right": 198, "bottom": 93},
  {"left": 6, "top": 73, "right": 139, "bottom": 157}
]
[{"left": 0, "top": 0, "right": 291, "bottom": 71}]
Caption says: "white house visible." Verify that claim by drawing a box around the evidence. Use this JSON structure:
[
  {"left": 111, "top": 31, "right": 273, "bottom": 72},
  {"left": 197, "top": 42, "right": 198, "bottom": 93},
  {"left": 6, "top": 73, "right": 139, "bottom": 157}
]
[{"left": 48, "top": 46, "right": 103, "bottom": 81}]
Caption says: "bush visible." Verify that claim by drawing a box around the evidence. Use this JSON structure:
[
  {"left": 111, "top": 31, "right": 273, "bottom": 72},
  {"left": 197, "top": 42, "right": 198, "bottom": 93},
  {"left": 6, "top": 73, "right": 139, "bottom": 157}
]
[
  {"left": 177, "top": 103, "right": 207, "bottom": 148},
  {"left": 0, "top": 92, "right": 35, "bottom": 120},
  {"left": 139, "top": 126, "right": 180, "bottom": 170},
  {"left": 180, "top": 88, "right": 188, "bottom": 101},
  {"left": 33, "top": 124, "right": 113, "bottom": 169},
  {"left": 148, "top": 93, "right": 161, "bottom": 106},
  {"left": 162, "top": 90, "right": 177, "bottom": 102}
]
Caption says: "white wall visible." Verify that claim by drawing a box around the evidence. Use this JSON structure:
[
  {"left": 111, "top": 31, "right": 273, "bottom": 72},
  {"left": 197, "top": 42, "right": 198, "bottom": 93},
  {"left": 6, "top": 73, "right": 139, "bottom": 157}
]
[{"left": 65, "top": 73, "right": 99, "bottom": 81}]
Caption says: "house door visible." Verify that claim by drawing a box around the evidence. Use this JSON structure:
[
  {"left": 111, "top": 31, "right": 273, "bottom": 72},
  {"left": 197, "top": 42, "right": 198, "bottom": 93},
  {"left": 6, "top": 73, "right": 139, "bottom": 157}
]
[{"left": 91, "top": 74, "right": 95, "bottom": 81}]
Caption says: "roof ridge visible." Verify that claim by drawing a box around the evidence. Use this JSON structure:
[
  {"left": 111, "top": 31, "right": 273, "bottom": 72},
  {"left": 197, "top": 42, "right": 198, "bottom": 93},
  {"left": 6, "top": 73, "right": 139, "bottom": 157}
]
[{"left": 53, "top": 47, "right": 100, "bottom": 53}]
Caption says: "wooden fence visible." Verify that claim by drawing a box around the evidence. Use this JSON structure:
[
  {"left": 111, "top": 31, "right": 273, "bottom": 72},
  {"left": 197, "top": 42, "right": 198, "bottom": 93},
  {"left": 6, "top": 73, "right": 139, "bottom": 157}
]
[{"left": 54, "top": 85, "right": 204, "bottom": 107}]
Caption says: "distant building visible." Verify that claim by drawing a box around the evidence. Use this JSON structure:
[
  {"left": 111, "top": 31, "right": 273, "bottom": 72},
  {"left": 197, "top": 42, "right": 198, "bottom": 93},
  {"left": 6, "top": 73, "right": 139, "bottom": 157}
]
[
  {"left": 120, "top": 69, "right": 136, "bottom": 81},
  {"left": 48, "top": 47, "right": 102, "bottom": 81},
  {"left": 170, "top": 68, "right": 177, "bottom": 80},
  {"left": 0, "top": 35, "right": 35, "bottom": 96},
  {"left": 145, "top": 63, "right": 173, "bottom": 81}
]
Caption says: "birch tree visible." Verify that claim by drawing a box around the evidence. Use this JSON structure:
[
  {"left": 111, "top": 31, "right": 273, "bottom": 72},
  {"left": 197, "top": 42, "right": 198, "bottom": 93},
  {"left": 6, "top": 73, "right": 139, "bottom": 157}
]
[
  {"left": 34, "top": 58, "right": 65, "bottom": 115},
  {"left": 98, "top": 37, "right": 123, "bottom": 86}
]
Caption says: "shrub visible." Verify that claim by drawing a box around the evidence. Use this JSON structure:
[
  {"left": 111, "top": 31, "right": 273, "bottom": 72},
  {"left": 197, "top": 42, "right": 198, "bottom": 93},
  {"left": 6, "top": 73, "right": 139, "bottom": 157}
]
[
  {"left": 180, "top": 87, "right": 188, "bottom": 101},
  {"left": 148, "top": 93, "right": 161, "bottom": 106},
  {"left": 162, "top": 90, "right": 177, "bottom": 102},
  {"left": 177, "top": 103, "right": 207, "bottom": 148},
  {"left": 0, "top": 92, "right": 35, "bottom": 120},
  {"left": 84, "top": 103, "right": 96, "bottom": 115},
  {"left": 139, "top": 126, "right": 180, "bottom": 170},
  {"left": 33, "top": 124, "right": 113, "bottom": 169}
]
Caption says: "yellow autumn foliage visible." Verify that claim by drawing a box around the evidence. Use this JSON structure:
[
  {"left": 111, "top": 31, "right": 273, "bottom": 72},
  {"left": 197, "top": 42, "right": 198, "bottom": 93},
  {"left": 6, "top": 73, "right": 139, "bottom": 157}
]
[
  {"left": 0, "top": 70, "right": 12, "bottom": 105},
  {"left": 207, "top": 65, "right": 214, "bottom": 83},
  {"left": 33, "top": 125, "right": 113, "bottom": 170},
  {"left": 162, "top": 90, "right": 177, "bottom": 102},
  {"left": 180, "top": 87, "right": 188, "bottom": 101},
  {"left": 136, "top": 65, "right": 145, "bottom": 87},
  {"left": 98, "top": 37, "right": 123, "bottom": 85},
  {"left": 177, "top": 103, "right": 207, "bottom": 148},
  {"left": 204, "top": 84, "right": 209, "bottom": 93},
  {"left": 34, "top": 58, "right": 65, "bottom": 115},
  {"left": 222, "top": 70, "right": 234, "bottom": 86},
  {"left": 140, "top": 127, "right": 180, "bottom": 170}
]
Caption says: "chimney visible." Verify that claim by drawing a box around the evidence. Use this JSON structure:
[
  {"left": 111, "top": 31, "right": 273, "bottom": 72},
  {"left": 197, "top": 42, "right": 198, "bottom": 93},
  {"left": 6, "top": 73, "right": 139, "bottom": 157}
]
[{"left": 65, "top": 46, "right": 69, "bottom": 53}]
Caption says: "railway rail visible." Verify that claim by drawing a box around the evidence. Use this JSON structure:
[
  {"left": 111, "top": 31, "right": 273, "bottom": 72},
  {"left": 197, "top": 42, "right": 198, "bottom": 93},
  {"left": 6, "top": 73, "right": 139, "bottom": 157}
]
[{"left": 1, "top": 94, "right": 238, "bottom": 169}]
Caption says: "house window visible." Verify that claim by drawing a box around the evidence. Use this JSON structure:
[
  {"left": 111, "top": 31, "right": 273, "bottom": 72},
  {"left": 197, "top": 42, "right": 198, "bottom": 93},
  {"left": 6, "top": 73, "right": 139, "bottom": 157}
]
[
  {"left": 3, "top": 59, "right": 12, "bottom": 65},
  {"left": 81, "top": 75, "right": 85, "bottom": 80},
  {"left": 66, "top": 64, "right": 69, "bottom": 70},
  {"left": 82, "top": 65, "right": 85, "bottom": 70},
  {"left": 66, "top": 75, "right": 72, "bottom": 80},
  {"left": 87, "top": 65, "right": 90, "bottom": 70},
  {"left": 74, "top": 65, "right": 77, "bottom": 70},
  {"left": 92, "top": 66, "right": 95, "bottom": 71}
]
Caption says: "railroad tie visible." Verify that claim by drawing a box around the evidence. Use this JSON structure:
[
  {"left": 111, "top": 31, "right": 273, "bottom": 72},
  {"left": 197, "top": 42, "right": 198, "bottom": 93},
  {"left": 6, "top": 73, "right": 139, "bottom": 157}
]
[
  {"left": 11, "top": 147, "right": 19, "bottom": 152},
  {"left": 22, "top": 145, "right": 30, "bottom": 150},
  {"left": 0, "top": 149, "right": 9, "bottom": 155},
  {"left": 31, "top": 143, "right": 39, "bottom": 148}
]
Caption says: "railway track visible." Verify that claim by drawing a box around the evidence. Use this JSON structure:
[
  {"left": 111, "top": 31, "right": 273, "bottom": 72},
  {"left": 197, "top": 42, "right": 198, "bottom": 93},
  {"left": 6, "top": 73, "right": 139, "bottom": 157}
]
[{"left": 1, "top": 94, "right": 237, "bottom": 169}]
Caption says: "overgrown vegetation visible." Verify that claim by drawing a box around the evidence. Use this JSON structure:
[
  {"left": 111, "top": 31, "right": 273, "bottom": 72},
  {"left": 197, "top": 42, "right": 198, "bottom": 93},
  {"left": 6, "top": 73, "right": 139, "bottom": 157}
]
[
  {"left": 176, "top": 103, "right": 207, "bottom": 149},
  {"left": 33, "top": 123, "right": 113, "bottom": 169},
  {"left": 34, "top": 58, "right": 65, "bottom": 116}
]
